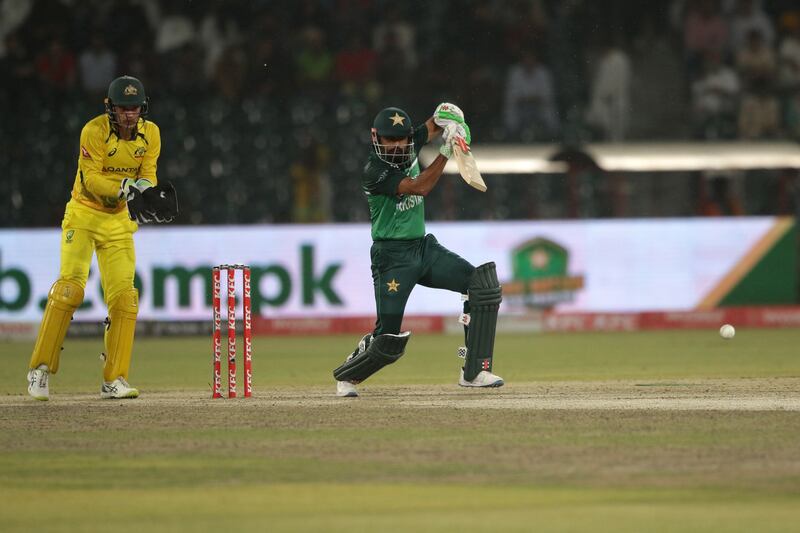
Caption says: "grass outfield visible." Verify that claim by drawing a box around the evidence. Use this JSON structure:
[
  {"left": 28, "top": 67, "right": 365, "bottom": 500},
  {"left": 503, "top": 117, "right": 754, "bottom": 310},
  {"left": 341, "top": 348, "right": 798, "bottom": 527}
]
[{"left": 1, "top": 330, "right": 799, "bottom": 532}]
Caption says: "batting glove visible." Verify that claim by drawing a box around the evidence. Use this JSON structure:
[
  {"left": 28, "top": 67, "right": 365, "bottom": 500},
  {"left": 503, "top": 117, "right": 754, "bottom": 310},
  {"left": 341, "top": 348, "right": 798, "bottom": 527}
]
[
  {"left": 439, "top": 135, "right": 456, "bottom": 159},
  {"left": 434, "top": 102, "right": 465, "bottom": 125},
  {"left": 444, "top": 122, "right": 471, "bottom": 145}
]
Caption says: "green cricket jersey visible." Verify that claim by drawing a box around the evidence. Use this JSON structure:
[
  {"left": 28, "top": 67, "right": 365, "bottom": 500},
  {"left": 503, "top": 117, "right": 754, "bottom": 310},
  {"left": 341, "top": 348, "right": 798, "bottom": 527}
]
[{"left": 362, "top": 125, "right": 430, "bottom": 241}]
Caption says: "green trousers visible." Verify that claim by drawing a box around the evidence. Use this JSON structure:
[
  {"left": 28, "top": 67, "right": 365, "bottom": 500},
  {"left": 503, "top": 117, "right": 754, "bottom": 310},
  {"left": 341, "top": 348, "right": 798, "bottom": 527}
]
[{"left": 370, "top": 234, "right": 475, "bottom": 335}]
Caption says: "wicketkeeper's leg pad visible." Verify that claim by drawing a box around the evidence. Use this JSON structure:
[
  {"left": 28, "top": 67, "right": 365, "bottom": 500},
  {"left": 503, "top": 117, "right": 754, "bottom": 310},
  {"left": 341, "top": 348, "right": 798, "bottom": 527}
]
[
  {"left": 333, "top": 331, "right": 411, "bottom": 383},
  {"left": 464, "top": 262, "right": 502, "bottom": 381},
  {"left": 102, "top": 288, "right": 138, "bottom": 382},
  {"left": 29, "top": 279, "right": 84, "bottom": 374}
]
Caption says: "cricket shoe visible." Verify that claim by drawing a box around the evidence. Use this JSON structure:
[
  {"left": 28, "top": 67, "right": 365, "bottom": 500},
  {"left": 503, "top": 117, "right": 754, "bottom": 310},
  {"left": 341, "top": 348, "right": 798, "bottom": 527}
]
[
  {"left": 101, "top": 377, "right": 140, "bottom": 399},
  {"left": 27, "top": 365, "right": 50, "bottom": 401},
  {"left": 336, "top": 380, "right": 359, "bottom": 398},
  {"left": 459, "top": 368, "right": 504, "bottom": 388}
]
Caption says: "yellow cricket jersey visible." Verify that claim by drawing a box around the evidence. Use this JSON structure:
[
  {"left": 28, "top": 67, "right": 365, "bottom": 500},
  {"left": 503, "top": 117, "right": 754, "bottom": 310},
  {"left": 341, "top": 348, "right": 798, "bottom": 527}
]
[{"left": 72, "top": 114, "right": 161, "bottom": 213}]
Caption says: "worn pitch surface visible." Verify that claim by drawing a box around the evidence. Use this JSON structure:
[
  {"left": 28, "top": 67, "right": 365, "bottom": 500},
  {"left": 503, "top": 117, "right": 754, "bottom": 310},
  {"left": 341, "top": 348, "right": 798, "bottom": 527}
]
[{"left": 1, "top": 333, "right": 799, "bottom": 531}]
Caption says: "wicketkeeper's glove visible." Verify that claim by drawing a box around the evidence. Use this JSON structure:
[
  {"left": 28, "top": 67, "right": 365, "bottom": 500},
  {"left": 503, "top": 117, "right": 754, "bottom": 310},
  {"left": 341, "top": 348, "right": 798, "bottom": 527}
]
[
  {"left": 119, "top": 178, "right": 153, "bottom": 199},
  {"left": 143, "top": 181, "right": 179, "bottom": 223},
  {"left": 122, "top": 180, "right": 179, "bottom": 224},
  {"left": 120, "top": 178, "right": 153, "bottom": 223}
]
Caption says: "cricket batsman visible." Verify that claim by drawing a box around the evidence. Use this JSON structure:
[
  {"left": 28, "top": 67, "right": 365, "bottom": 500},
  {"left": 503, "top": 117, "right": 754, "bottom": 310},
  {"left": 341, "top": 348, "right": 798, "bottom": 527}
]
[
  {"left": 27, "top": 75, "right": 178, "bottom": 401},
  {"left": 333, "top": 103, "right": 503, "bottom": 397}
]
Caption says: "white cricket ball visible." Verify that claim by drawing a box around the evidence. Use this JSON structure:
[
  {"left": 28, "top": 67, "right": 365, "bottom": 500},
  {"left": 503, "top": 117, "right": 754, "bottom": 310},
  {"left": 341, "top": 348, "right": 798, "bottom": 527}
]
[{"left": 719, "top": 324, "right": 735, "bottom": 339}]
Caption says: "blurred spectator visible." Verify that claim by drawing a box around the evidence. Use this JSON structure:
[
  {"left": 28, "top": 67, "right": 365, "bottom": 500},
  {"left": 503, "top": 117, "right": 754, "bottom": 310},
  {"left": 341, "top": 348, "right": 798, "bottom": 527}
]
[
  {"left": 737, "top": 28, "right": 779, "bottom": 138},
  {"left": 118, "top": 40, "right": 159, "bottom": 93},
  {"left": 683, "top": 0, "right": 728, "bottom": 80},
  {"left": 292, "top": 0, "right": 330, "bottom": 32},
  {"left": 698, "top": 173, "right": 745, "bottom": 215},
  {"left": 503, "top": 0, "right": 549, "bottom": 60},
  {"left": 1, "top": 31, "right": 35, "bottom": 98},
  {"left": 692, "top": 51, "right": 740, "bottom": 138},
  {"left": 551, "top": 145, "right": 606, "bottom": 218},
  {"left": 0, "top": 0, "right": 33, "bottom": 57},
  {"left": 163, "top": 43, "right": 206, "bottom": 97},
  {"left": 35, "top": 37, "right": 76, "bottom": 92},
  {"left": 777, "top": 12, "right": 800, "bottom": 136},
  {"left": 585, "top": 38, "right": 632, "bottom": 141},
  {"left": 154, "top": 4, "right": 196, "bottom": 54},
  {"left": 373, "top": 5, "right": 417, "bottom": 69},
  {"left": 290, "top": 139, "right": 332, "bottom": 223},
  {"left": 78, "top": 34, "right": 117, "bottom": 98},
  {"left": 375, "top": 27, "right": 413, "bottom": 103},
  {"left": 199, "top": 6, "right": 241, "bottom": 79},
  {"left": 739, "top": 89, "right": 780, "bottom": 138},
  {"left": 212, "top": 44, "right": 247, "bottom": 101},
  {"left": 461, "top": 0, "right": 505, "bottom": 68},
  {"left": 335, "top": 33, "right": 376, "bottom": 85},
  {"left": 251, "top": 36, "right": 292, "bottom": 100},
  {"left": 294, "top": 27, "right": 333, "bottom": 95},
  {"left": 503, "top": 49, "right": 559, "bottom": 140},
  {"left": 729, "top": 0, "right": 774, "bottom": 56},
  {"left": 737, "top": 28, "right": 776, "bottom": 85},
  {"left": 152, "top": 3, "right": 200, "bottom": 97},
  {"left": 332, "top": 0, "right": 372, "bottom": 38},
  {"left": 778, "top": 12, "right": 800, "bottom": 89},
  {"left": 113, "top": 0, "right": 154, "bottom": 44}
]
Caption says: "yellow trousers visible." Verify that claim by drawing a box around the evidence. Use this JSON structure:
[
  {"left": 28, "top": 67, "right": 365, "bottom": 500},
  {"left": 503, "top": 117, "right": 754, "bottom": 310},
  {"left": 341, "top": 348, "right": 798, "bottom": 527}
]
[
  {"left": 30, "top": 200, "right": 139, "bottom": 381},
  {"left": 59, "top": 200, "right": 138, "bottom": 300}
]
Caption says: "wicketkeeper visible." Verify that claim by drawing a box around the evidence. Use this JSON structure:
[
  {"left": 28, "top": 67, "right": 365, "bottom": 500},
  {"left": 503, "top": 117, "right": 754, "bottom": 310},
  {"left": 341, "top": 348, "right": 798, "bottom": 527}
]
[
  {"left": 26, "top": 75, "right": 178, "bottom": 401},
  {"left": 333, "top": 103, "right": 503, "bottom": 397}
]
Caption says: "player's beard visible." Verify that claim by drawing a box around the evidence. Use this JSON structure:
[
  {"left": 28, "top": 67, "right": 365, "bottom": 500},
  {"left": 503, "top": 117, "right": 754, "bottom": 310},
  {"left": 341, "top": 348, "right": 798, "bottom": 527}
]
[
  {"left": 380, "top": 142, "right": 414, "bottom": 167},
  {"left": 386, "top": 146, "right": 406, "bottom": 165}
]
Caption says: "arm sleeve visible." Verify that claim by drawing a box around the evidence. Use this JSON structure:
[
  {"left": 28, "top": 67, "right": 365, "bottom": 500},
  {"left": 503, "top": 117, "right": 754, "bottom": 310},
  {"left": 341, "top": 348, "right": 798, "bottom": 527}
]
[
  {"left": 137, "top": 123, "right": 161, "bottom": 186},
  {"left": 77, "top": 124, "right": 120, "bottom": 199},
  {"left": 413, "top": 123, "right": 429, "bottom": 148},
  {"left": 362, "top": 162, "right": 406, "bottom": 196}
]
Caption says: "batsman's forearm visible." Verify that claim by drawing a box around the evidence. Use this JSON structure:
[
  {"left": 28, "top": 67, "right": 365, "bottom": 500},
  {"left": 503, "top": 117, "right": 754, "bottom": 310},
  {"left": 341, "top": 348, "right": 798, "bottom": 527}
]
[{"left": 410, "top": 155, "right": 447, "bottom": 196}]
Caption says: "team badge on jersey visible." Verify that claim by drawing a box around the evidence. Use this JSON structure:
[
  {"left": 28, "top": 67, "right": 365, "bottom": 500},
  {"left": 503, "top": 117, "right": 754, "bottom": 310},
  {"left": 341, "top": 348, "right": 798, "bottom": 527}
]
[
  {"left": 134, "top": 146, "right": 146, "bottom": 158},
  {"left": 386, "top": 279, "right": 400, "bottom": 292}
]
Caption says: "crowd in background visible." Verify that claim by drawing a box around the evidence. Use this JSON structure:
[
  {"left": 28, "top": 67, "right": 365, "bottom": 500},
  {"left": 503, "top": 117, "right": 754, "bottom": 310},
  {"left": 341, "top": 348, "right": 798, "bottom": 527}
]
[
  {"left": 685, "top": 0, "right": 800, "bottom": 140},
  {"left": 1, "top": 0, "right": 799, "bottom": 226}
]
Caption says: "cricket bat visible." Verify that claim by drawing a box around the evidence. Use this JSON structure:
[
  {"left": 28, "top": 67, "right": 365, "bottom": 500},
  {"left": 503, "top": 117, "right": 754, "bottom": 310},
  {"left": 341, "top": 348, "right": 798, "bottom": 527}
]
[{"left": 452, "top": 137, "right": 487, "bottom": 192}]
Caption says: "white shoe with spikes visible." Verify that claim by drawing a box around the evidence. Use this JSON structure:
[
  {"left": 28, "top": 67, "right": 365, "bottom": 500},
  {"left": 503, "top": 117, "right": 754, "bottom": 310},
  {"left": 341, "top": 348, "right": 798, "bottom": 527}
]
[
  {"left": 101, "top": 377, "right": 139, "bottom": 399},
  {"left": 459, "top": 368, "right": 504, "bottom": 388},
  {"left": 27, "top": 365, "right": 50, "bottom": 401},
  {"left": 336, "top": 380, "right": 359, "bottom": 398}
]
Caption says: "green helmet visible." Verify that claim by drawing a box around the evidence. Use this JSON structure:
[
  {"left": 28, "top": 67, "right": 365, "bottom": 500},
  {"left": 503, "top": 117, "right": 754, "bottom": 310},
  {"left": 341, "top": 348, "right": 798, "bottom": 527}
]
[
  {"left": 371, "top": 107, "right": 415, "bottom": 167},
  {"left": 105, "top": 75, "right": 149, "bottom": 135},
  {"left": 107, "top": 75, "right": 147, "bottom": 106}
]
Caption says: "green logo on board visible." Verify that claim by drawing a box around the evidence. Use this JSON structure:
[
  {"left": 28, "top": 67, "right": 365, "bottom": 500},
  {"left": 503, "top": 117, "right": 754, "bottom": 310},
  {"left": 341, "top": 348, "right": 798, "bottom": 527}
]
[{"left": 503, "top": 237, "right": 585, "bottom": 309}]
